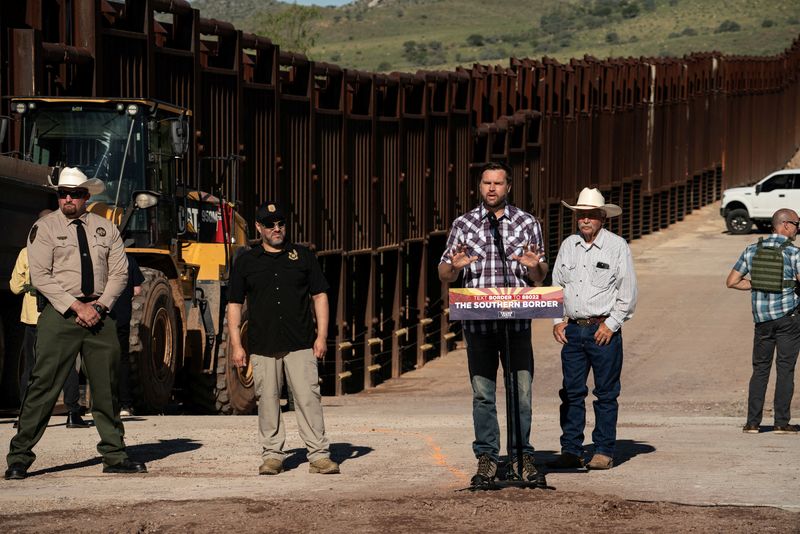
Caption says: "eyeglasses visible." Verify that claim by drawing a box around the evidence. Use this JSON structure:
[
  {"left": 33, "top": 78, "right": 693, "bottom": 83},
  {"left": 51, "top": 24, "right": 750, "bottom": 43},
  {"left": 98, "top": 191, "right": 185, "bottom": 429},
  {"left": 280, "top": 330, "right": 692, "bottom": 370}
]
[
  {"left": 261, "top": 220, "right": 286, "bottom": 230},
  {"left": 57, "top": 188, "right": 89, "bottom": 199},
  {"left": 784, "top": 220, "right": 800, "bottom": 228}
]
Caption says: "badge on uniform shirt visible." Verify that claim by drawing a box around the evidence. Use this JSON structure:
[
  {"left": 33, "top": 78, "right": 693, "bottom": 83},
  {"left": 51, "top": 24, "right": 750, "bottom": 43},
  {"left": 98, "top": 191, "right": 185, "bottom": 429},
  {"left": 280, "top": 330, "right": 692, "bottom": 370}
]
[
  {"left": 96, "top": 227, "right": 106, "bottom": 237},
  {"left": 288, "top": 249, "right": 298, "bottom": 261},
  {"left": 28, "top": 225, "right": 37, "bottom": 244}
]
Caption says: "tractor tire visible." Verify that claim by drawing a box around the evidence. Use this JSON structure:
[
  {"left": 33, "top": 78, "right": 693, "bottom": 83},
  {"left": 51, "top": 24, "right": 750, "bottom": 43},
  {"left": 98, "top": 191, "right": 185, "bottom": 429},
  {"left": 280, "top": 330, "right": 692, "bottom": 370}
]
[
  {"left": 725, "top": 208, "right": 752, "bottom": 235},
  {"left": 129, "top": 268, "right": 179, "bottom": 414},
  {"left": 213, "top": 311, "right": 256, "bottom": 414}
]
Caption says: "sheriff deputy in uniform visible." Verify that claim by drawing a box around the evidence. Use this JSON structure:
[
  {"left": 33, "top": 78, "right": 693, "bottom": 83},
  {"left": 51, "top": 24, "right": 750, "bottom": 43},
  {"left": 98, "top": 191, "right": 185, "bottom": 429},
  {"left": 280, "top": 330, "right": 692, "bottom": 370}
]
[
  {"left": 10, "top": 209, "right": 90, "bottom": 430},
  {"left": 5, "top": 167, "right": 146, "bottom": 480}
]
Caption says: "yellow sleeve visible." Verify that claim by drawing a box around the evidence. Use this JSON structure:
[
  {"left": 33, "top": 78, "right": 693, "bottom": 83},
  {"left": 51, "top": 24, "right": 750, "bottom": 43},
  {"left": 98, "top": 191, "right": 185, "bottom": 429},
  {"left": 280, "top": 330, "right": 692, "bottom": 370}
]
[{"left": 9, "top": 248, "right": 29, "bottom": 295}]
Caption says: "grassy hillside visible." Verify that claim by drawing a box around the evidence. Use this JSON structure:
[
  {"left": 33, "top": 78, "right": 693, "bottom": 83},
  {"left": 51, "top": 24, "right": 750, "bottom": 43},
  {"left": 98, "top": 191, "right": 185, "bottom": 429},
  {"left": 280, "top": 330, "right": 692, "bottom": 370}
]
[{"left": 191, "top": 0, "right": 800, "bottom": 72}]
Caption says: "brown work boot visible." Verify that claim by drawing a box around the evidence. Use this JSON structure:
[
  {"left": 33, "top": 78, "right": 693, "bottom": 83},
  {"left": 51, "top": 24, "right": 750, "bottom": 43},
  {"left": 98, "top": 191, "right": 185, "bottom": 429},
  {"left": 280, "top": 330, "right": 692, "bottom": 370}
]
[
  {"left": 470, "top": 454, "right": 498, "bottom": 487},
  {"left": 309, "top": 457, "right": 340, "bottom": 474},
  {"left": 773, "top": 424, "right": 799, "bottom": 434},
  {"left": 587, "top": 453, "right": 614, "bottom": 470},
  {"left": 509, "top": 454, "right": 539, "bottom": 481},
  {"left": 258, "top": 458, "right": 284, "bottom": 475}
]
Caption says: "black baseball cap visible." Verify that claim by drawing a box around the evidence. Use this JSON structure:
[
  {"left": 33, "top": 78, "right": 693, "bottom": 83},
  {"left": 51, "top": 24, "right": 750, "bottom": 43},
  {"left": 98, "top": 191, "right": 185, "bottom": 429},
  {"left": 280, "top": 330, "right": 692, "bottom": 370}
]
[{"left": 256, "top": 202, "right": 286, "bottom": 225}]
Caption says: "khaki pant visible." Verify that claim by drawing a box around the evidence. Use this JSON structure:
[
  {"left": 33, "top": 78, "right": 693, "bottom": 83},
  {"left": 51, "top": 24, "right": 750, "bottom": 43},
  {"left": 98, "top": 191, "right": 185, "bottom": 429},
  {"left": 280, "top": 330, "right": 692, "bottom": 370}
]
[{"left": 252, "top": 349, "right": 330, "bottom": 462}]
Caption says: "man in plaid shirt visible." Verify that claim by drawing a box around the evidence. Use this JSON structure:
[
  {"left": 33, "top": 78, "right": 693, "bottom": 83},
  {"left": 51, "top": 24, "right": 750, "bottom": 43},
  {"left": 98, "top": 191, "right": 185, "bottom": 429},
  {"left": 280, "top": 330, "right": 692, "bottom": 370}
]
[
  {"left": 439, "top": 162, "right": 548, "bottom": 485},
  {"left": 727, "top": 208, "right": 800, "bottom": 435}
]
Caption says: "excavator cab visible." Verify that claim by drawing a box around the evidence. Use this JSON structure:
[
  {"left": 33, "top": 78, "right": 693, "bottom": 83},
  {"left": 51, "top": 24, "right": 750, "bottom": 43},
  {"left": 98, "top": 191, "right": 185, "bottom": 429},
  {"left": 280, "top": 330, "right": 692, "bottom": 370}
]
[{"left": 12, "top": 98, "right": 188, "bottom": 250}]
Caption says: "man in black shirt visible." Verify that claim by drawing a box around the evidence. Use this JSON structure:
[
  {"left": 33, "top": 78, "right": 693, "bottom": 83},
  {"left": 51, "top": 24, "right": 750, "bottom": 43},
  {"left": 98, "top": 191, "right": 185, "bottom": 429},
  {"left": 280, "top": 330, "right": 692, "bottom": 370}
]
[{"left": 227, "top": 202, "right": 339, "bottom": 475}]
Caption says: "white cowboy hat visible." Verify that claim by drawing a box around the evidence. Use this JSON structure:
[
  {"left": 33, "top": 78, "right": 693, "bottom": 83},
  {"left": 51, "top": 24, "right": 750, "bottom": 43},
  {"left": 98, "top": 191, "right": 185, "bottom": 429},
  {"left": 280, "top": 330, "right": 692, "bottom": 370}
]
[
  {"left": 561, "top": 187, "right": 622, "bottom": 218},
  {"left": 50, "top": 167, "right": 105, "bottom": 196}
]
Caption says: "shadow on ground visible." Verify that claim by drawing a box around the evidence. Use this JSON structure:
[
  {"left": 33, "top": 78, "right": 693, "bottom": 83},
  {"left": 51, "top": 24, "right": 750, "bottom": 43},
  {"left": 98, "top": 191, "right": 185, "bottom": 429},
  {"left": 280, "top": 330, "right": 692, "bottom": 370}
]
[
  {"left": 530, "top": 439, "right": 656, "bottom": 471},
  {"left": 282, "top": 442, "right": 374, "bottom": 470},
  {"left": 26, "top": 438, "right": 202, "bottom": 477}
]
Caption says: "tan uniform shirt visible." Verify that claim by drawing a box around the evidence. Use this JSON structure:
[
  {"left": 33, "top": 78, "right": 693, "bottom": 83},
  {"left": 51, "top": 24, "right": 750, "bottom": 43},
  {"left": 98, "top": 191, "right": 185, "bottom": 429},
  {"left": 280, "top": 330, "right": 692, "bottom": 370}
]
[
  {"left": 9, "top": 248, "right": 39, "bottom": 325},
  {"left": 28, "top": 210, "right": 128, "bottom": 314}
]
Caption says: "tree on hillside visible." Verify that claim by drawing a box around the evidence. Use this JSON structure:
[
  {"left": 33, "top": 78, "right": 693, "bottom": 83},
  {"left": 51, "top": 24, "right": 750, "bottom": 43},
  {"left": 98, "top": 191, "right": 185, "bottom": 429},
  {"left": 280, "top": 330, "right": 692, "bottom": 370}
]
[{"left": 254, "top": 4, "right": 322, "bottom": 56}]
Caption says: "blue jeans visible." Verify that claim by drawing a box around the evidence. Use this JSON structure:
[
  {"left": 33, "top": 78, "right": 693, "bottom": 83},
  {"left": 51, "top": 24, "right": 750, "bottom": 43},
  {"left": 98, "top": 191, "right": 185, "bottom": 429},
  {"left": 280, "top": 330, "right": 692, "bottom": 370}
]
[
  {"left": 558, "top": 323, "right": 623, "bottom": 458},
  {"left": 465, "top": 328, "right": 534, "bottom": 461}
]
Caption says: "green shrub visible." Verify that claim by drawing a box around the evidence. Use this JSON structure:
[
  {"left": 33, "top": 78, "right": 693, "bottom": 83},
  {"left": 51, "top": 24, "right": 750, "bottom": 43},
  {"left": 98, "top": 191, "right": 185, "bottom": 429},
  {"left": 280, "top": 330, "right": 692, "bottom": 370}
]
[
  {"left": 681, "top": 27, "right": 697, "bottom": 36},
  {"left": 466, "top": 34, "right": 485, "bottom": 47},
  {"left": 761, "top": 19, "right": 775, "bottom": 28},
  {"left": 715, "top": 20, "right": 741, "bottom": 33},
  {"left": 606, "top": 32, "right": 620, "bottom": 43},
  {"left": 621, "top": 3, "right": 640, "bottom": 19},
  {"left": 377, "top": 61, "right": 392, "bottom": 71}
]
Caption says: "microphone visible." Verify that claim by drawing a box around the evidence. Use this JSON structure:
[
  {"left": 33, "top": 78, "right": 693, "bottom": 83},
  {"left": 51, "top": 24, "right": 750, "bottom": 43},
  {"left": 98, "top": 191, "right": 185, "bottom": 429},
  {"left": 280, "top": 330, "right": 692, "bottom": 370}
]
[
  {"left": 486, "top": 211, "right": 506, "bottom": 263},
  {"left": 486, "top": 211, "right": 499, "bottom": 229}
]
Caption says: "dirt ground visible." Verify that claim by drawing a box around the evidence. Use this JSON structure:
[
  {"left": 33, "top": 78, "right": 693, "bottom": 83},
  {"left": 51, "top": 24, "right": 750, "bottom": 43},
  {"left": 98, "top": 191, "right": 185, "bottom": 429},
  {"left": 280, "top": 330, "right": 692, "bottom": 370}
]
[{"left": 1, "top": 202, "right": 799, "bottom": 533}]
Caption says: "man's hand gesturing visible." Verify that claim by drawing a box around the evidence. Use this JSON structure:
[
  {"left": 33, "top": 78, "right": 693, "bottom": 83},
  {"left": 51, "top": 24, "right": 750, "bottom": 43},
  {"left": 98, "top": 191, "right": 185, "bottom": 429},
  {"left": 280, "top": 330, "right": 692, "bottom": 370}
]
[
  {"left": 450, "top": 244, "right": 478, "bottom": 271},
  {"left": 511, "top": 242, "right": 544, "bottom": 269}
]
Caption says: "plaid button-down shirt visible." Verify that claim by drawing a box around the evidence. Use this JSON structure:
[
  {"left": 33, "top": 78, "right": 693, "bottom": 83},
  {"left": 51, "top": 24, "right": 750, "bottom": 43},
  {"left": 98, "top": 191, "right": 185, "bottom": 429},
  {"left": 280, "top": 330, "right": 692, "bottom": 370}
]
[
  {"left": 441, "top": 203, "right": 544, "bottom": 333},
  {"left": 733, "top": 234, "right": 800, "bottom": 323}
]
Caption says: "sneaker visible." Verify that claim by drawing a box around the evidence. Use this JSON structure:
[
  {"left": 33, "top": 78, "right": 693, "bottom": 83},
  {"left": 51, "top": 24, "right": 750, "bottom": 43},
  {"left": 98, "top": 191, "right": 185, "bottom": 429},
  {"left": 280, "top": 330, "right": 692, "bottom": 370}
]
[
  {"left": 309, "top": 457, "right": 340, "bottom": 474},
  {"left": 742, "top": 424, "right": 759, "bottom": 434},
  {"left": 546, "top": 452, "right": 585, "bottom": 469},
  {"left": 586, "top": 453, "right": 614, "bottom": 470},
  {"left": 119, "top": 406, "right": 134, "bottom": 417},
  {"left": 470, "top": 454, "right": 497, "bottom": 486},
  {"left": 258, "top": 458, "right": 284, "bottom": 475},
  {"left": 773, "top": 424, "right": 799, "bottom": 434},
  {"left": 510, "top": 454, "right": 539, "bottom": 481}
]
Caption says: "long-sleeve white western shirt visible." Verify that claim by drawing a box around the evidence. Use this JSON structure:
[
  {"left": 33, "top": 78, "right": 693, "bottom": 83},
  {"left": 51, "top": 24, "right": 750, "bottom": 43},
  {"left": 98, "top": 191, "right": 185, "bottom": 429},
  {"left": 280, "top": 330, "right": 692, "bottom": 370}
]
[{"left": 551, "top": 228, "right": 638, "bottom": 332}]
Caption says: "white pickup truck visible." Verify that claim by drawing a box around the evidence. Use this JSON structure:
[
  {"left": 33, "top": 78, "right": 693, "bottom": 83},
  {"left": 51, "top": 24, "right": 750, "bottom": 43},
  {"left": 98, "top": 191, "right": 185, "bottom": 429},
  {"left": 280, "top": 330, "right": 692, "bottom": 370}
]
[{"left": 720, "top": 169, "right": 800, "bottom": 234}]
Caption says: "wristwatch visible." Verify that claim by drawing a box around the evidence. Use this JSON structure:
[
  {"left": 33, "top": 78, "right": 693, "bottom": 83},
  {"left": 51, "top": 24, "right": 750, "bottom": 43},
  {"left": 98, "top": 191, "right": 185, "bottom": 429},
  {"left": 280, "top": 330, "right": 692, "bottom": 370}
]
[{"left": 92, "top": 303, "right": 106, "bottom": 317}]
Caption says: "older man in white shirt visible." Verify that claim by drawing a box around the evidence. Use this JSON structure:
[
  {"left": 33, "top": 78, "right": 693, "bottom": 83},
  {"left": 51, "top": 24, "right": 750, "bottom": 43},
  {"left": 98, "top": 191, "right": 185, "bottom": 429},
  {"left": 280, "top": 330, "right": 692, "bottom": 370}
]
[{"left": 548, "top": 188, "right": 638, "bottom": 470}]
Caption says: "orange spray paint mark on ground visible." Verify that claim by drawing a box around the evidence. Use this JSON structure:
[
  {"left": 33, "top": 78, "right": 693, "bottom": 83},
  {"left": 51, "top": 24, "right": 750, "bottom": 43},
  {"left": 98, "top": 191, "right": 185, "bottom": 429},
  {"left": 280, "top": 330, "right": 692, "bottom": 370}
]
[{"left": 366, "top": 428, "right": 469, "bottom": 484}]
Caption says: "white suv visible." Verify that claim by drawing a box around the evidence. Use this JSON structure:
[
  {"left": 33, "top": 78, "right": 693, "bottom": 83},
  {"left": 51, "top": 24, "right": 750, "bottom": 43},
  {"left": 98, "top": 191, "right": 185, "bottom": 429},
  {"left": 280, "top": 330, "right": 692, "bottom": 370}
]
[{"left": 720, "top": 169, "right": 800, "bottom": 234}]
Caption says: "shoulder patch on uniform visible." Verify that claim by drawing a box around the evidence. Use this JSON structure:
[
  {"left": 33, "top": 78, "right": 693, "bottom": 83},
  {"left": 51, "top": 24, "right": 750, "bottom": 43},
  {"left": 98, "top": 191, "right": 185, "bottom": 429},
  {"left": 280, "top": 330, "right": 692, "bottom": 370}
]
[
  {"left": 96, "top": 227, "right": 106, "bottom": 237},
  {"left": 288, "top": 249, "right": 299, "bottom": 261},
  {"left": 28, "top": 225, "right": 37, "bottom": 244}
]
